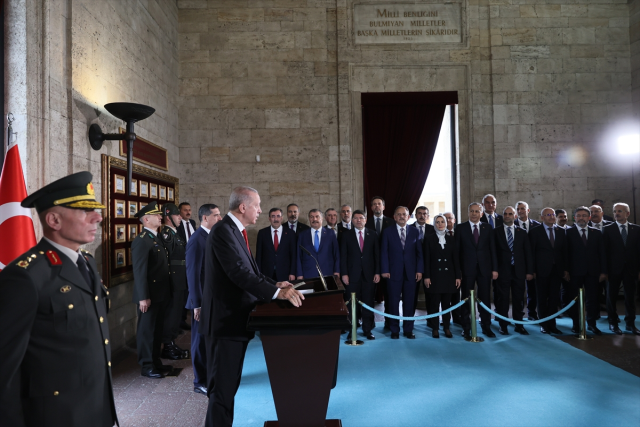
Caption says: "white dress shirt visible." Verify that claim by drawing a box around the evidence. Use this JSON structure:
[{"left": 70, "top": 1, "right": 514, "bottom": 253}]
[
  {"left": 181, "top": 219, "right": 195, "bottom": 242},
  {"left": 519, "top": 218, "right": 531, "bottom": 233},
  {"left": 503, "top": 224, "right": 515, "bottom": 241},
  {"left": 576, "top": 225, "right": 589, "bottom": 239},
  {"left": 355, "top": 227, "right": 366, "bottom": 243},
  {"left": 616, "top": 221, "right": 629, "bottom": 233},
  {"left": 288, "top": 221, "right": 299, "bottom": 232},
  {"left": 43, "top": 237, "right": 83, "bottom": 264},
  {"left": 342, "top": 221, "right": 351, "bottom": 230},
  {"left": 271, "top": 225, "right": 283, "bottom": 244},
  {"left": 311, "top": 227, "right": 323, "bottom": 245},
  {"left": 144, "top": 226, "right": 158, "bottom": 236},
  {"left": 201, "top": 225, "right": 211, "bottom": 234},
  {"left": 396, "top": 223, "right": 406, "bottom": 239},
  {"left": 469, "top": 221, "right": 481, "bottom": 235}
]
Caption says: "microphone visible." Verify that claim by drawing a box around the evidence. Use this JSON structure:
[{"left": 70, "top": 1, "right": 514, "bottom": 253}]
[{"left": 299, "top": 244, "right": 329, "bottom": 291}]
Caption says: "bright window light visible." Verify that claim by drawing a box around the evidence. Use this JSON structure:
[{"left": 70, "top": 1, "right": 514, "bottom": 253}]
[{"left": 617, "top": 134, "right": 640, "bottom": 154}]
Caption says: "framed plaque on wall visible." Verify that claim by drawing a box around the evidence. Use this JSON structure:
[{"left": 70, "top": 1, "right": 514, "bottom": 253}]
[{"left": 101, "top": 154, "right": 179, "bottom": 287}]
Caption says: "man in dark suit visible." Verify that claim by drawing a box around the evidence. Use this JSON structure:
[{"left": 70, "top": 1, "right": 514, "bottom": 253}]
[
  {"left": 297, "top": 209, "right": 340, "bottom": 279},
  {"left": 201, "top": 187, "right": 304, "bottom": 427},
  {"left": 411, "top": 205, "right": 435, "bottom": 320},
  {"left": 0, "top": 172, "right": 117, "bottom": 427},
  {"left": 341, "top": 210, "right": 380, "bottom": 340},
  {"left": 566, "top": 207, "right": 607, "bottom": 335},
  {"left": 256, "top": 208, "right": 297, "bottom": 282},
  {"left": 602, "top": 203, "right": 640, "bottom": 335},
  {"left": 337, "top": 205, "right": 353, "bottom": 245},
  {"left": 480, "top": 194, "right": 504, "bottom": 229},
  {"left": 365, "top": 196, "right": 394, "bottom": 325},
  {"left": 589, "top": 204, "right": 613, "bottom": 312},
  {"left": 494, "top": 207, "right": 534, "bottom": 335},
  {"left": 381, "top": 206, "right": 424, "bottom": 339},
  {"left": 515, "top": 201, "right": 542, "bottom": 320},
  {"left": 283, "top": 203, "right": 310, "bottom": 236},
  {"left": 325, "top": 208, "right": 342, "bottom": 241},
  {"left": 132, "top": 201, "right": 173, "bottom": 378},
  {"left": 185, "top": 203, "right": 221, "bottom": 395},
  {"left": 456, "top": 202, "right": 499, "bottom": 339},
  {"left": 592, "top": 198, "right": 615, "bottom": 222},
  {"left": 443, "top": 212, "right": 461, "bottom": 324},
  {"left": 530, "top": 207, "right": 569, "bottom": 334},
  {"left": 177, "top": 202, "right": 198, "bottom": 244}
]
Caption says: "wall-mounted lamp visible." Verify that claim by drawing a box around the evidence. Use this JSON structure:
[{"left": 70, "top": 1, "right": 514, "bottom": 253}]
[{"left": 88, "top": 102, "right": 155, "bottom": 195}]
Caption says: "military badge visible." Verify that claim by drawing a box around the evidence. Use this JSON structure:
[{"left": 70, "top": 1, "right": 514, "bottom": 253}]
[
  {"left": 46, "top": 250, "right": 63, "bottom": 265},
  {"left": 17, "top": 260, "right": 29, "bottom": 268},
  {"left": 60, "top": 285, "right": 72, "bottom": 293}
]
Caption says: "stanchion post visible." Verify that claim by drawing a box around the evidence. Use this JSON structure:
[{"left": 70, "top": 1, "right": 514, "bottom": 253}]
[
  {"left": 576, "top": 287, "right": 592, "bottom": 340},
  {"left": 345, "top": 292, "right": 363, "bottom": 346},
  {"left": 469, "top": 290, "right": 484, "bottom": 343}
]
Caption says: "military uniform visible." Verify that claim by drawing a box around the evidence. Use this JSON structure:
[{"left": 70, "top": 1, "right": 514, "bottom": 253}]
[
  {"left": 0, "top": 171, "right": 117, "bottom": 427},
  {"left": 131, "top": 201, "right": 172, "bottom": 376},
  {"left": 158, "top": 203, "right": 189, "bottom": 359}
]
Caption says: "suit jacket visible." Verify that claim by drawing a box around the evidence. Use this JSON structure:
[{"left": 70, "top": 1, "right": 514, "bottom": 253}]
[
  {"left": 529, "top": 224, "right": 567, "bottom": 277},
  {"left": 177, "top": 218, "right": 197, "bottom": 243},
  {"left": 566, "top": 226, "right": 606, "bottom": 277},
  {"left": 423, "top": 233, "right": 460, "bottom": 293},
  {"left": 296, "top": 227, "right": 340, "bottom": 278},
  {"left": 603, "top": 214, "right": 614, "bottom": 222},
  {"left": 588, "top": 219, "right": 613, "bottom": 232},
  {"left": 411, "top": 222, "right": 435, "bottom": 241},
  {"left": 255, "top": 226, "right": 296, "bottom": 281},
  {"left": 0, "top": 239, "right": 117, "bottom": 427},
  {"left": 514, "top": 218, "right": 541, "bottom": 233},
  {"left": 340, "top": 227, "right": 380, "bottom": 283},
  {"left": 380, "top": 225, "right": 424, "bottom": 280},
  {"left": 159, "top": 225, "right": 187, "bottom": 292},
  {"left": 494, "top": 225, "right": 533, "bottom": 281},
  {"left": 131, "top": 229, "right": 171, "bottom": 303},
  {"left": 455, "top": 221, "right": 498, "bottom": 278},
  {"left": 283, "top": 221, "right": 310, "bottom": 237},
  {"left": 185, "top": 227, "right": 208, "bottom": 309},
  {"left": 365, "top": 215, "right": 394, "bottom": 238},
  {"left": 336, "top": 222, "right": 351, "bottom": 245},
  {"left": 602, "top": 222, "right": 640, "bottom": 276},
  {"left": 480, "top": 212, "right": 504, "bottom": 228},
  {"left": 201, "top": 215, "right": 278, "bottom": 340}
]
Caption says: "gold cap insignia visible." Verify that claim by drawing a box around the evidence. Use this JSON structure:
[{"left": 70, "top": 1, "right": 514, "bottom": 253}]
[
  {"left": 87, "top": 182, "right": 95, "bottom": 196},
  {"left": 60, "top": 285, "right": 72, "bottom": 293}
]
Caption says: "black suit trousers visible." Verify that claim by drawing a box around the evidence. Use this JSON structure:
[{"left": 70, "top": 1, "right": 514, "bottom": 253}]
[
  {"left": 461, "top": 266, "right": 492, "bottom": 332},
  {"left": 427, "top": 292, "right": 452, "bottom": 329},
  {"left": 205, "top": 337, "right": 249, "bottom": 427},
  {"left": 449, "top": 287, "right": 462, "bottom": 324},
  {"left": 567, "top": 275, "right": 599, "bottom": 328},
  {"left": 347, "top": 272, "right": 376, "bottom": 333},
  {"left": 535, "top": 268, "right": 561, "bottom": 330},
  {"left": 162, "top": 289, "right": 186, "bottom": 343},
  {"left": 495, "top": 267, "right": 526, "bottom": 327},
  {"left": 191, "top": 315, "right": 207, "bottom": 387},
  {"left": 607, "top": 273, "right": 638, "bottom": 327},
  {"left": 136, "top": 299, "right": 169, "bottom": 369},
  {"left": 526, "top": 278, "right": 538, "bottom": 317}
]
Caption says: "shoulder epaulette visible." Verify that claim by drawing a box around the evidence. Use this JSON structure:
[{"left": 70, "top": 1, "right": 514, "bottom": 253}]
[
  {"left": 15, "top": 249, "right": 52, "bottom": 269},
  {"left": 80, "top": 248, "right": 93, "bottom": 258}
]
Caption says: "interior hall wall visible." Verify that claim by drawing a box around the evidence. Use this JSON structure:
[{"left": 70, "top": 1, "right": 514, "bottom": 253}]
[{"left": 4, "top": 0, "right": 180, "bottom": 353}]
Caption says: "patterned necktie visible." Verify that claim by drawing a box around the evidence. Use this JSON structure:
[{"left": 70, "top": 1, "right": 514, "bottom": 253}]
[
  {"left": 548, "top": 227, "right": 555, "bottom": 247},
  {"left": 400, "top": 227, "right": 406, "bottom": 249},
  {"left": 473, "top": 224, "right": 479, "bottom": 245},
  {"left": 359, "top": 230, "right": 364, "bottom": 252},
  {"left": 507, "top": 227, "right": 514, "bottom": 265},
  {"left": 376, "top": 217, "right": 381, "bottom": 234},
  {"left": 314, "top": 230, "right": 320, "bottom": 252},
  {"left": 621, "top": 225, "right": 627, "bottom": 245},
  {"left": 489, "top": 215, "right": 494, "bottom": 229},
  {"left": 273, "top": 229, "right": 279, "bottom": 251},
  {"left": 291, "top": 223, "right": 295, "bottom": 232},
  {"left": 419, "top": 225, "right": 424, "bottom": 241},
  {"left": 76, "top": 254, "right": 92, "bottom": 287},
  {"left": 581, "top": 228, "right": 587, "bottom": 246},
  {"left": 346, "top": 223, "right": 350, "bottom": 230},
  {"left": 242, "top": 229, "right": 251, "bottom": 253}
]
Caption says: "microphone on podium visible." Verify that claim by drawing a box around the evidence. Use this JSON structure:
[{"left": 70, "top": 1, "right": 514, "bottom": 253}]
[{"left": 299, "top": 244, "right": 329, "bottom": 291}]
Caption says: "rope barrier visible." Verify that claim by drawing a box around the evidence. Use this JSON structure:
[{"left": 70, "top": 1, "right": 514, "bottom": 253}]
[
  {"left": 358, "top": 298, "right": 468, "bottom": 321},
  {"left": 477, "top": 298, "right": 577, "bottom": 325}
]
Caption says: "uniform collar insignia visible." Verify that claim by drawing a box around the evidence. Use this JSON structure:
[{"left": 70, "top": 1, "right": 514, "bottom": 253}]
[{"left": 60, "top": 285, "right": 72, "bottom": 293}]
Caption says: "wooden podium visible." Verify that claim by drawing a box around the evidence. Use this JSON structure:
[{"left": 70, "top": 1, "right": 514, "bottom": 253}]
[{"left": 247, "top": 275, "right": 350, "bottom": 427}]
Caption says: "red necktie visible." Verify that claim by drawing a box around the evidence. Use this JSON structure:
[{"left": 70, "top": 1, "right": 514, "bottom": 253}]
[
  {"left": 448, "top": 230, "right": 453, "bottom": 236},
  {"left": 359, "top": 230, "right": 364, "bottom": 252},
  {"left": 242, "top": 229, "right": 251, "bottom": 253},
  {"left": 273, "top": 229, "right": 279, "bottom": 251}
]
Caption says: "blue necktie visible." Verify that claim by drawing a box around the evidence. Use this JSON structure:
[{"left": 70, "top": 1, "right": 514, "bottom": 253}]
[
  {"left": 314, "top": 230, "right": 320, "bottom": 252},
  {"left": 507, "top": 227, "right": 514, "bottom": 265},
  {"left": 419, "top": 225, "right": 424, "bottom": 241},
  {"left": 489, "top": 215, "right": 494, "bottom": 228}
]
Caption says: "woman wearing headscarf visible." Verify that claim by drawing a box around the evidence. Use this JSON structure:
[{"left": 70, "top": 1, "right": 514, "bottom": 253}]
[{"left": 423, "top": 214, "right": 461, "bottom": 338}]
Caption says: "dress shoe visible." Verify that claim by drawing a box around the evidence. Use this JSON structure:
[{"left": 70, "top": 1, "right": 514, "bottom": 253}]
[
  {"left": 390, "top": 333, "right": 399, "bottom": 339},
  {"left": 463, "top": 331, "right": 472, "bottom": 341},
  {"left": 194, "top": 385, "right": 207, "bottom": 395},
  {"left": 587, "top": 325, "right": 602, "bottom": 335},
  {"left": 540, "top": 327, "right": 550, "bottom": 334},
  {"left": 482, "top": 326, "right": 496, "bottom": 338},
  {"left": 432, "top": 330, "right": 440, "bottom": 339},
  {"left": 610, "top": 324, "right": 622, "bottom": 335},
  {"left": 514, "top": 325, "right": 529, "bottom": 335},
  {"left": 404, "top": 333, "right": 416, "bottom": 339},
  {"left": 141, "top": 368, "right": 164, "bottom": 379},
  {"left": 548, "top": 327, "right": 563, "bottom": 335},
  {"left": 499, "top": 326, "right": 509, "bottom": 335},
  {"left": 365, "top": 332, "right": 375, "bottom": 340},
  {"left": 180, "top": 321, "right": 191, "bottom": 331},
  {"left": 625, "top": 326, "right": 640, "bottom": 335},
  {"left": 156, "top": 364, "right": 173, "bottom": 374},
  {"left": 444, "top": 329, "right": 453, "bottom": 338}
]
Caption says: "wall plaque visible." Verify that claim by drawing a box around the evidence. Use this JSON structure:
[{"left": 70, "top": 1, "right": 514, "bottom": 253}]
[{"left": 354, "top": 3, "right": 462, "bottom": 44}]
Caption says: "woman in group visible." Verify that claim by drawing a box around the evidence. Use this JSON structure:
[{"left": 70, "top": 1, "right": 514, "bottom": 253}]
[{"left": 423, "top": 214, "right": 461, "bottom": 338}]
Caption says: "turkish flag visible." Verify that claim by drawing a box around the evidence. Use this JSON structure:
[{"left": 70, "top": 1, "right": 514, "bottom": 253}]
[{"left": 0, "top": 144, "right": 36, "bottom": 270}]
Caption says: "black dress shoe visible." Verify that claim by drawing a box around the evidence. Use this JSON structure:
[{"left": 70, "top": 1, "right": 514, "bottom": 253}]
[
  {"left": 432, "top": 330, "right": 440, "bottom": 338},
  {"left": 404, "top": 333, "right": 416, "bottom": 339},
  {"left": 549, "top": 327, "right": 563, "bottom": 335},
  {"left": 444, "top": 329, "right": 453, "bottom": 338},
  {"left": 514, "top": 325, "right": 529, "bottom": 335},
  {"left": 610, "top": 324, "right": 622, "bottom": 335},
  {"left": 156, "top": 364, "right": 173, "bottom": 374},
  {"left": 482, "top": 326, "right": 496, "bottom": 338},
  {"left": 194, "top": 385, "right": 207, "bottom": 395},
  {"left": 365, "top": 332, "right": 375, "bottom": 340},
  {"left": 625, "top": 326, "right": 640, "bottom": 335},
  {"left": 141, "top": 368, "right": 164, "bottom": 379},
  {"left": 391, "top": 333, "right": 399, "bottom": 339},
  {"left": 463, "top": 332, "right": 472, "bottom": 341},
  {"left": 540, "top": 327, "right": 550, "bottom": 334},
  {"left": 588, "top": 325, "right": 602, "bottom": 335},
  {"left": 499, "top": 326, "right": 509, "bottom": 335}
]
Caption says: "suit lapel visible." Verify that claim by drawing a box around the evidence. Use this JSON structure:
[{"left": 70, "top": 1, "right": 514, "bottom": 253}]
[
  {"left": 58, "top": 252, "right": 94, "bottom": 295},
  {"left": 229, "top": 219, "right": 258, "bottom": 272}
]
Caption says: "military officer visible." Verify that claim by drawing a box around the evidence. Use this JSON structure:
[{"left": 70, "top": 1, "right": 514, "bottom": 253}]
[
  {"left": 0, "top": 171, "right": 118, "bottom": 427},
  {"left": 158, "top": 203, "right": 189, "bottom": 360},
  {"left": 132, "top": 201, "right": 173, "bottom": 378}
]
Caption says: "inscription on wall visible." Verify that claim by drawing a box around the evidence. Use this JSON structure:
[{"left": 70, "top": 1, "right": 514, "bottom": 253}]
[{"left": 354, "top": 3, "right": 462, "bottom": 44}]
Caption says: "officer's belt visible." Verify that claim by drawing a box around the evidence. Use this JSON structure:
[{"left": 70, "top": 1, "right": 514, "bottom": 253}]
[{"left": 170, "top": 260, "right": 186, "bottom": 266}]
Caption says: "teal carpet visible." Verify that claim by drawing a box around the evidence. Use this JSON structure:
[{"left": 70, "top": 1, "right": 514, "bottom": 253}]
[{"left": 234, "top": 318, "right": 640, "bottom": 427}]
